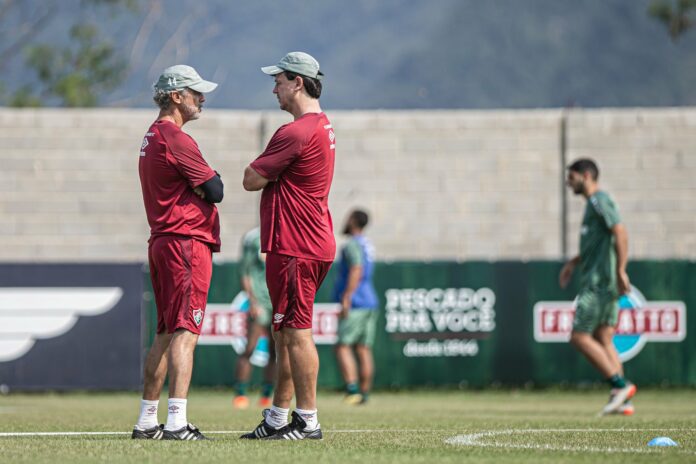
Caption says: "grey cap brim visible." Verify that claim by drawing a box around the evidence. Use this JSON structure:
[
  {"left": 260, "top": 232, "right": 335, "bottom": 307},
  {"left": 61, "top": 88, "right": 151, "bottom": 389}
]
[
  {"left": 188, "top": 80, "right": 218, "bottom": 93},
  {"left": 261, "top": 65, "right": 284, "bottom": 76}
]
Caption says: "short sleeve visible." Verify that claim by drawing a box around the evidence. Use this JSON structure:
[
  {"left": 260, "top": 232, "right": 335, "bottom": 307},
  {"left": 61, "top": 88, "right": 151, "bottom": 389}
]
[
  {"left": 166, "top": 129, "right": 216, "bottom": 188},
  {"left": 592, "top": 193, "right": 621, "bottom": 229},
  {"left": 343, "top": 240, "right": 363, "bottom": 267},
  {"left": 250, "top": 125, "right": 302, "bottom": 180}
]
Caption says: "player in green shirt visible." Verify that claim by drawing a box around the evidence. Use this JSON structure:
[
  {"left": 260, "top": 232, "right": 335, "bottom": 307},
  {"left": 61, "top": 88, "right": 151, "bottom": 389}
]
[
  {"left": 559, "top": 159, "right": 636, "bottom": 416},
  {"left": 233, "top": 227, "right": 276, "bottom": 409}
]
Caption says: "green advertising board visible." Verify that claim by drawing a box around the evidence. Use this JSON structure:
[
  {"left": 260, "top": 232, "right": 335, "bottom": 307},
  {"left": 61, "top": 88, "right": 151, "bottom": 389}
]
[{"left": 143, "top": 261, "right": 695, "bottom": 388}]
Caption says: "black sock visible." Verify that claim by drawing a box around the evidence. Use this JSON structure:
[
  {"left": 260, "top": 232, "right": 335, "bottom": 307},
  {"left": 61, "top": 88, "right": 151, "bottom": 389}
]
[{"left": 607, "top": 374, "right": 626, "bottom": 389}]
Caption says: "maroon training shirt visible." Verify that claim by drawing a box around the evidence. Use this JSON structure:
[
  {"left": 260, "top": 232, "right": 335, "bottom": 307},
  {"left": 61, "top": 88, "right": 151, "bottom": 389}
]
[
  {"left": 250, "top": 112, "right": 336, "bottom": 261},
  {"left": 139, "top": 120, "right": 221, "bottom": 252}
]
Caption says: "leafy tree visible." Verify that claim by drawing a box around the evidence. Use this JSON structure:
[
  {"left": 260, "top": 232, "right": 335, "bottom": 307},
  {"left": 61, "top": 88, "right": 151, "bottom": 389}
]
[
  {"left": 0, "top": 0, "right": 137, "bottom": 107},
  {"left": 649, "top": 0, "right": 696, "bottom": 41}
]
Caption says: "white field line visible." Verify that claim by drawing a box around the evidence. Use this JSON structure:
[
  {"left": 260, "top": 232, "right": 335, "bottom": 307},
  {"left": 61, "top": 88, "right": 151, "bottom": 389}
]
[
  {"left": 0, "top": 429, "right": 440, "bottom": 438},
  {"left": 445, "top": 428, "right": 696, "bottom": 455}
]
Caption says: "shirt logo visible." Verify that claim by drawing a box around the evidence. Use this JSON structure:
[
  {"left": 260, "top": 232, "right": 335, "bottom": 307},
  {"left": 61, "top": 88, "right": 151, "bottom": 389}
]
[
  {"left": 140, "top": 133, "right": 153, "bottom": 157},
  {"left": 324, "top": 123, "right": 336, "bottom": 150},
  {"left": 273, "top": 313, "right": 285, "bottom": 324}
]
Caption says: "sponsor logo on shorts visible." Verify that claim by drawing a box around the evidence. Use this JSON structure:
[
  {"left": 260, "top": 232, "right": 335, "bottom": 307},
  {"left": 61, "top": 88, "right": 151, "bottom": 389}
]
[
  {"left": 273, "top": 313, "right": 284, "bottom": 324},
  {"left": 192, "top": 308, "right": 203, "bottom": 326},
  {"left": 533, "top": 286, "right": 686, "bottom": 361}
]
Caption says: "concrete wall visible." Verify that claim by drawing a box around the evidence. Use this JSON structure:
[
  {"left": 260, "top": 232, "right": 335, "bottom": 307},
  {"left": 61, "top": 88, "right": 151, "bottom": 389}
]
[
  {"left": 0, "top": 107, "right": 694, "bottom": 262},
  {"left": 565, "top": 109, "right": 696, "bottom": 259}
]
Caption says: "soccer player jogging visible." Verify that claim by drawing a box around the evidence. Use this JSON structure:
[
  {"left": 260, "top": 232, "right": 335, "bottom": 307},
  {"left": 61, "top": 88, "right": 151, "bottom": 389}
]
[
  {"left": 241, "top": 51, "right": 335, "bottom": 440},
  {"left": 559, "top": 158, "right": 636, "bottom": 416},
  {"left": 133, "top": 65, "right": 223, "bottom": 440},
  {"left": 233, "top": 227, "right": 276, "bottom": 409},
  {"left": 333, "top": 210, "right": 379, "bottom": 405}
]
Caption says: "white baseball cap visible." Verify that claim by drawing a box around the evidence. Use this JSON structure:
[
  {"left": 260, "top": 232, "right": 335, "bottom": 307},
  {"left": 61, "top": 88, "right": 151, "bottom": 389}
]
[{"left": 154, "top": 65, "right": 218, "bottom": 93}]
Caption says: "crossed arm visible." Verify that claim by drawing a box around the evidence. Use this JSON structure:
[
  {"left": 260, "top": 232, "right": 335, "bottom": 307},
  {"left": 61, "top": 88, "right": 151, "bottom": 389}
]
[
  {"left": 243, "top": 166, "right": 270, "bottom": 191},
  {"left": 193, "top": 172, "right": 224, "bottom": 203}
]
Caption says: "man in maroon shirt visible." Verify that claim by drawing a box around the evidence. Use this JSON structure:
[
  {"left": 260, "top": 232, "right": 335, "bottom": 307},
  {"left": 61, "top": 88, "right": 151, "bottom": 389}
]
[
  {"left": 241, "top": 52, "right": 335, "bottom": 440},
  {"left": 133, "top": 65, "right": 223, "bottom": 441}
]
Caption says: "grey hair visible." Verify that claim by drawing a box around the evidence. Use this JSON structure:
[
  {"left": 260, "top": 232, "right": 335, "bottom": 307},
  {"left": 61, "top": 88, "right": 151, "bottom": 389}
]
[{"left": 153, "top": 87, "right": 189, "bottom": 110}]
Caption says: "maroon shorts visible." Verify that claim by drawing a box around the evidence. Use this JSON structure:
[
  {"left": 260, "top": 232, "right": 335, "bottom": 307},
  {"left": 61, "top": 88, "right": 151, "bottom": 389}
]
[
  {"left": 266, "top": 253, "right": 332, "bottom": 331},
  {"left": 148, "top": 235, "right": 213, "bottom": 335}
]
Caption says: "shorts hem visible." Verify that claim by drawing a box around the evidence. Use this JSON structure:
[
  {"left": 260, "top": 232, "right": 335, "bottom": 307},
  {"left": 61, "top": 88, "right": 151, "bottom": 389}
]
[
  {"left": 274, "top": 323, "right": 312, "bottom": 331},
  {"left": 167, "top": 324, "right": 202, "bottom": 335}
]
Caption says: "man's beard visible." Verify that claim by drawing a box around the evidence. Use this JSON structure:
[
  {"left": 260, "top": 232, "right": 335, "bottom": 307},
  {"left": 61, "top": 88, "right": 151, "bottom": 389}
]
[{"left": 182, "top": 103, "right": 201, "bottom": 120}]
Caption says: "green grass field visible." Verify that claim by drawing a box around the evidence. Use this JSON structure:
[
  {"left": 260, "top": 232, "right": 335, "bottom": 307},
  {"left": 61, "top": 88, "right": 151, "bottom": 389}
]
[{"left": 1, "top": 389, "right": 695, "bottom": 463}]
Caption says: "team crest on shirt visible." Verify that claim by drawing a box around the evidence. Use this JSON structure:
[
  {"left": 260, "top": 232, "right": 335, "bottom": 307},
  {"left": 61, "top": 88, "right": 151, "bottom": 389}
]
[
  {"left": 192, "top": 308, "right": 203, "bottom": 326},
  {"left": 273, "top": 313, "right": 284, "bottom": 324}
]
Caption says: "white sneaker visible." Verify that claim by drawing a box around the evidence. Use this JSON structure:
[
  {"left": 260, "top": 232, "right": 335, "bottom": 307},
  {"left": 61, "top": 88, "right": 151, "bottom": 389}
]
[{"left": 600, "top": 384, "right": 637, "bottom": 416}]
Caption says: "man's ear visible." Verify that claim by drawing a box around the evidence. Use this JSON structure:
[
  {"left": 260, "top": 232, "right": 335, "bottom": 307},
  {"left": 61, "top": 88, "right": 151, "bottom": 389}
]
[
  {"left": 170, "top": 90, "right": 184, "bottom": 104},
  {"left": 293, "top": 76, "right": 304, "bottom": 92}
]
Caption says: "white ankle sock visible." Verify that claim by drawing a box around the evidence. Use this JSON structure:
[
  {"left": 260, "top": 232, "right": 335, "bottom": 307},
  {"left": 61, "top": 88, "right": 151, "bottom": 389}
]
[
  {"left": 135, "top": 399, "right": 159, "bottom": 430},
  {"left": 294, "top": 408, "right": 318, "bottom": 431},
  {"left": 165, "top": 398, "right": 188, "bottom": 431},
  {"left": 265, "top": 405, "right": 289, "bottom": 429}
]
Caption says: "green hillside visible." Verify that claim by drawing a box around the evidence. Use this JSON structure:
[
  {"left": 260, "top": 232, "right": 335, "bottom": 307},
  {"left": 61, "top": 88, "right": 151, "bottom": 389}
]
[{"left": 1, "top": 0, "right": 694, "bottom": 109}]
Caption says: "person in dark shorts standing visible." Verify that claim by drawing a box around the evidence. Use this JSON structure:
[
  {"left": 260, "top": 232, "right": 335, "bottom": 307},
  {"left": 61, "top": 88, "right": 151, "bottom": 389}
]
[
  {"left": 241, "top": 51, "right": 335, "bottom": 440},
  {"left": 133, "top": 65, "right": 223, "bottom": 440},
  {"left": 559, "top": 158, "right": 635, "bottom": 416},
  {"left": 333, "top": 209, "right": 379, "bottom": 405}
]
